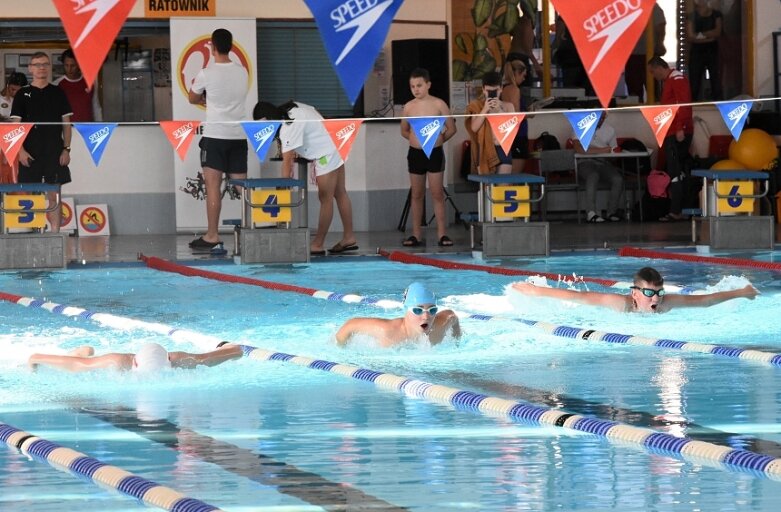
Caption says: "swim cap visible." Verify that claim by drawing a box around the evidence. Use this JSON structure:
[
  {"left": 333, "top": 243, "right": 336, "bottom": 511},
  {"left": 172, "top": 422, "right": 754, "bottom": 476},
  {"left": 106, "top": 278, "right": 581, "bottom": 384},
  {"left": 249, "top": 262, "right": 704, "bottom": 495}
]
[
  {"left": 403, "top": 282, "right": 436, "bottom": 309},
  {"left": 133, "top": 343, "right": 171, "bottom": 373}
]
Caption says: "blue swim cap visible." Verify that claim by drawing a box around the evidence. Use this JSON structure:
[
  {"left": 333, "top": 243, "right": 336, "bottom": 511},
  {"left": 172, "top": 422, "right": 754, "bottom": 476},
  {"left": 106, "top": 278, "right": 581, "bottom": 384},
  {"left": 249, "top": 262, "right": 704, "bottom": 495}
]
[{"left": 403, "top": 282, "right": 436, "bottom": 309}]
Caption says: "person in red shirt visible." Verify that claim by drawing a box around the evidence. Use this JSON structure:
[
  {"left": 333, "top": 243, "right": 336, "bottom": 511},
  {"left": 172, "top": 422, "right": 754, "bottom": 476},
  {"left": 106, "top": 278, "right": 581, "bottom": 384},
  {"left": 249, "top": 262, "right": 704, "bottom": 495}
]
[
  {"left": 53, "top": 48, "right": 102, "bottom": 122},
  {"left": 648, "top": 56, "right": 693, "bottom": 221}
]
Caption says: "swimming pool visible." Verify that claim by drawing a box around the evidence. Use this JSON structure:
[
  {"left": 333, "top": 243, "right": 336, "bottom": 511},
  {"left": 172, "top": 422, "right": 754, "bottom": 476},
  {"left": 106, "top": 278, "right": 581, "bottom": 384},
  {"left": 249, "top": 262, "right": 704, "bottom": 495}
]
[{"left": 1, "top": 251, "right": 781, "bottom": 510}]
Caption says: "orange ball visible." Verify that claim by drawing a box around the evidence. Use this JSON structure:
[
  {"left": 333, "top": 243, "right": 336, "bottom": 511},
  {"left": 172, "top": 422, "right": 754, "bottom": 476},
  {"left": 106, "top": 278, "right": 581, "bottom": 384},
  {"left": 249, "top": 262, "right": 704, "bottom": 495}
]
[
  {"left": 728, "top": 129, "right": 778, "bottom": 170},
  {"left": 710, "top": 159, "right": 744, "bottom": 170}
]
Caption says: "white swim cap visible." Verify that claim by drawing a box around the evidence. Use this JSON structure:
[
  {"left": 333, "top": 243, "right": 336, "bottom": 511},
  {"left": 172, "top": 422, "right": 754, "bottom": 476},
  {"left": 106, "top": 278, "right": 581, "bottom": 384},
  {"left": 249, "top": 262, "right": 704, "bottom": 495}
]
[{"left": 133, "top": 343, "right": 171, "bottom": 373}]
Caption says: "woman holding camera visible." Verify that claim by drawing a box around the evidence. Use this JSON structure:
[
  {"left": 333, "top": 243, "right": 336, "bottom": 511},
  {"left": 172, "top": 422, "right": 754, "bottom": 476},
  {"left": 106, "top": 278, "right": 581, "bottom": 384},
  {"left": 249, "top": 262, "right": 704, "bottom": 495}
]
[{"left": 465, "top": 71, "right": 515, "bottom": 175}]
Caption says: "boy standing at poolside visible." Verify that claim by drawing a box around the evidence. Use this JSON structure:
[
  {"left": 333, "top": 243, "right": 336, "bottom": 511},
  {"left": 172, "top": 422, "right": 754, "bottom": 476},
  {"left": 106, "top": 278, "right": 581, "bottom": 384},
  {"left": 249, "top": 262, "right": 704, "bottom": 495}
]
[{"left": 400, "top": 68, "right": 457, "bottom": 248}]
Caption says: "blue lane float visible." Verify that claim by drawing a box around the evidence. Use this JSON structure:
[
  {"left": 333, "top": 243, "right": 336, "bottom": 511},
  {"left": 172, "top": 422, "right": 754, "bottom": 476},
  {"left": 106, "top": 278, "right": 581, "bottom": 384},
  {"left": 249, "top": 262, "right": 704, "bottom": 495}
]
[{"left": 0, "top": 423, "right": 222, "bottom": 512}]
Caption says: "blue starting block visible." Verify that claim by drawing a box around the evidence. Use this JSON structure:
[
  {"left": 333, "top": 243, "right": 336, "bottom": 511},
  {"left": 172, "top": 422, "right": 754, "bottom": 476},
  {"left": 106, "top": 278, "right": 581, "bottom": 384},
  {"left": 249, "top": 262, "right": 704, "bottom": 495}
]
[
  {"left": 0, "top": 183, "right": 66, "bottom": 269},
  {"left": 688, "top": 169, "right": 774, "bottom": 249},
  {"left": 227, "top": 177, "right": 309, "bottom": 263},
  {"left": 467, "top": 173, "right": 549, "bottom": 256}
]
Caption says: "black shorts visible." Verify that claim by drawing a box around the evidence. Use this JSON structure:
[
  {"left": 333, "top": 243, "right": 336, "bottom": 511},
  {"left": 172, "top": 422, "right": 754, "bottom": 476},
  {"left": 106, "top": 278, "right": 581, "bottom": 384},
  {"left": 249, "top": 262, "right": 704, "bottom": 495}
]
[
  {"left": 510, "top": 133, "right": 530, "bottom": 159},
  {"left": 407, "top": 146, "right": 444, "bottom": 175},
  {"left": 495, "top": 145, "right": 512, "bottom": 165},
  {"left": 199, "top": 137, "right": 248, "bottom": 174},
  {"left": 18, "top": 151, "right": 71, "bottom": 185}
]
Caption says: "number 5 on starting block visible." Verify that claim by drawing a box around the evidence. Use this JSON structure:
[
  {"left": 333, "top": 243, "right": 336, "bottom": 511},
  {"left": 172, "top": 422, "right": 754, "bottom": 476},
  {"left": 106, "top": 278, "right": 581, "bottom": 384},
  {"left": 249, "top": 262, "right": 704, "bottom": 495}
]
[
  {"left": 251, "top": 190, "right": 292, "bottom": 224},
  {"left": 490, "top": 185, "right": 530, "bottom": 220},
  {"left": 3, "top": 194, "right": 47, "bottom": 229}
]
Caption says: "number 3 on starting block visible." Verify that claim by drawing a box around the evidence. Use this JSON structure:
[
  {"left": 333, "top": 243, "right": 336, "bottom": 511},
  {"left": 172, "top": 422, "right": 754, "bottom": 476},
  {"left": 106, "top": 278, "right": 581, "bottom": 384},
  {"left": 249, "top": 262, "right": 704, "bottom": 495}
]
[
  {"left": 490, "top": 185, "right": 530, "bottom": 220},
  {"left": 3, "top": 194, "right": 47, "bottom": 229},
  {"left": 251, "top": 190, "right": 292, "bottom": 224}
]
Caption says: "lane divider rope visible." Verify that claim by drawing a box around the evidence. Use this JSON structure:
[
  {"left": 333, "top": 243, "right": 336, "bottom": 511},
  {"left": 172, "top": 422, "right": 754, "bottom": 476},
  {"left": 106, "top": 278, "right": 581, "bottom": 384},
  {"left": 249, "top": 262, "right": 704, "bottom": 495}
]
[
  {"left": 619, "top": 247, "right": 781, "bottom": 271},
  {"left": 0, "top": 422, "right": 222, "bottom": 512},
  {"left": 3, "top": 290, "right": 780, "bottom": 480},
  {"left": 134, "top": 256, "right": 781, "bottom": 367}
]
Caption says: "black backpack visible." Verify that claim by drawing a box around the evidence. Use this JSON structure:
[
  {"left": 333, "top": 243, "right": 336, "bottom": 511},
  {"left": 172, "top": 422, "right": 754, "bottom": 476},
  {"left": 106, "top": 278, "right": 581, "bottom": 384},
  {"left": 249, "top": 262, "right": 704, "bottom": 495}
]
[{"left": 535, "top": 132, "right": 561, "bottom": 151}]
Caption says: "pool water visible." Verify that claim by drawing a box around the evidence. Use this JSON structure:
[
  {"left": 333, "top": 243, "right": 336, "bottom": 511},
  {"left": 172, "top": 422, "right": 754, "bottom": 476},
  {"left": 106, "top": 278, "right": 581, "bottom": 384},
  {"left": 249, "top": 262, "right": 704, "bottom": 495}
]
[{"left": 1, "top": 253, "right": 781, "bottom": 511}]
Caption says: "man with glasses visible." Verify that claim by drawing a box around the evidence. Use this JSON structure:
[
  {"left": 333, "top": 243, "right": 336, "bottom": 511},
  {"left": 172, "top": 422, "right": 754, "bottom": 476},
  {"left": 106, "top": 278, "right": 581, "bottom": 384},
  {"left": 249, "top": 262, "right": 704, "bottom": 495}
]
[
  {"left": 511, "top": 267, "right": 757, "bottom": 313},
  {"left": 10, "top": 52, "right": 72, "bottom": 232},
  {"left": 336, "top": 282, "right": 461, "bottom": 347}
]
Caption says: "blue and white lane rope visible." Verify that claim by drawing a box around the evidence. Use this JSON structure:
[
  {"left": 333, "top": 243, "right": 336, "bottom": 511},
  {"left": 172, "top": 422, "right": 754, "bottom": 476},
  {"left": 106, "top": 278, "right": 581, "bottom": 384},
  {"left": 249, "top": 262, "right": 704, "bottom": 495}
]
[
  {"left": 0, "top": 423, "right": 222, "bottom": 512},
  {"left": 237, "top": 344, "right": 781, "bottom": 480},
  {"left": 4, "top": 291, "right": 781, "bottom": 479},
  {"left": 3, "top": 290, "right": 780, "bottom": 368}
]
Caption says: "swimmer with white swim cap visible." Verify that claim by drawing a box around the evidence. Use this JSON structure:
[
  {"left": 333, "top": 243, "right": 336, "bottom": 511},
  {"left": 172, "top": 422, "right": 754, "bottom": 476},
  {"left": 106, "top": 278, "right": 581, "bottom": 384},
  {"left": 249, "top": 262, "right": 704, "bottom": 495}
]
[
  {"left": 28, "top": 342, "right": 243, "bottom": 372},
  {"left": 336, "top": 282, "right": 461, "bottom": 347}
]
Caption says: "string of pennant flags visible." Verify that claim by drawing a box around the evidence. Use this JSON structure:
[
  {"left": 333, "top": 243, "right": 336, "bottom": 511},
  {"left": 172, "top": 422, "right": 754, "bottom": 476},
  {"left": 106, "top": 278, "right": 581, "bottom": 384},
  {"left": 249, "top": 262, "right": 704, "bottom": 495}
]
[{"left": 0, "top": 97, "right": 767, "bottom": 169}]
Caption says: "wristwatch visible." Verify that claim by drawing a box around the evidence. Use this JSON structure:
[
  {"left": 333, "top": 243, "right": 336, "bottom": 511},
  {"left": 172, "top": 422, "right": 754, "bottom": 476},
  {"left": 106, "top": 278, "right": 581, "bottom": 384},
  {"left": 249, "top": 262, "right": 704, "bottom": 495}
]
[{"left": 63, "top": 146, "right": 71, "bottom": 152}]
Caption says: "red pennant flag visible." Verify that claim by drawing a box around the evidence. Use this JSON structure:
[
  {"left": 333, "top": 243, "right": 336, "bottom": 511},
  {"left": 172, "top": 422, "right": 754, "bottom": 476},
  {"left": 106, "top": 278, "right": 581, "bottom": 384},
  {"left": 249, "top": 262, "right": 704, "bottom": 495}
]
[
  {"left": 640, "top": 105, "right": 679, "bottom": 147},
  {"left": 0, "top": 123, "right": 33, "bottom": 164},
  {"left": 551, "top": 0, "right": 655, "bottom": 108},
  {"left": 323, "top": 119, "right": 364, "bottom": 161},
  {"left": 487, "top": 114, "right": 525, "bottom": 158},
  {"left": 160, "top": 121, "right": 201, "bottom": 162},
  {"left": 52, "top": 0, "right": 136, "bottom": 90}
]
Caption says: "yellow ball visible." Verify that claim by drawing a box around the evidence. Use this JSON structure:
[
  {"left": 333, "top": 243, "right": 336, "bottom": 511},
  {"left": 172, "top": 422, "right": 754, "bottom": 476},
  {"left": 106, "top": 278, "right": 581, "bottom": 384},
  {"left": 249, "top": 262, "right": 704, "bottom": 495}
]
[
  {"left": 728, "top": 129, "right": 778, "bottom": 170},
  {"left": 710, "top": 159, "right": 744, "bottom": 170}
]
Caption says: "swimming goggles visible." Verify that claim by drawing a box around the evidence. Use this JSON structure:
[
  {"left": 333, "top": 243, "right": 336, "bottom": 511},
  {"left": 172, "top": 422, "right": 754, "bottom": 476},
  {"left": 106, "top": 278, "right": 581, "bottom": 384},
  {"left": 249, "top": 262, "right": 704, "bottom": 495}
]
[
  {"left": 410, "top": 305, "right": 438, "bottom": 316},
  {"left": 630, "top": 286, "right": 666, "bottom": 298}
]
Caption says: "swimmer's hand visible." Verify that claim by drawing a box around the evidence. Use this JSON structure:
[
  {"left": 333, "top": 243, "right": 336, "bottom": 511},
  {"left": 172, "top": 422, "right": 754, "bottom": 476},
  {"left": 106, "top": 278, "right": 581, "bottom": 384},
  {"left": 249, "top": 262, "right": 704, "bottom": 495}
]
[
  {"left": 739, "top": 284, "right": 759, "bottom": 300},
  {"left": 27, "top": 355, "right": 39, "bottom": 372},
  {"left": 511, "top": 281, "right": 539, "bottom": 295}
]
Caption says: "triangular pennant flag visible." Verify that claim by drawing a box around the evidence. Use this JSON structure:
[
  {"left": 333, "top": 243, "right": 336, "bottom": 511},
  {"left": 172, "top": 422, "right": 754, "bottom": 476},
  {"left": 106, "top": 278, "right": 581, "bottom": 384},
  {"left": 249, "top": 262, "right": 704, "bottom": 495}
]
[
  {"left": 551, "top": 0, "right": 655, "bottom": 108},
  {"left": 640, "top": 105, "right": 679, "bottom": 147},
  {"left": 408, "top": 116, "right": 445, "bottom": 158},
  {"left": 241, "top": 121, "right": 281, "bottom": 162},
  {"left": 0, "top": 123, "right": 33, "bottom": 164},
  {"left": 564, "top": 110, "right": 602, "bottom": 150},
  {"left": 323, "top": 119, "right": 364, "bottom": 161},
  {"left": 160, "top": 121, "right": 201, "bottom": 162},
  {"left": 717, "top": 100, "right": 753, "bottom": 141},
  {"left": 52, "top": 0, "right": 136, "bottom": 90},
  {"left": 487, "top": 114, "right": 525, "bottom": 158},
  {"left": 74, "top": 123, "right": 118, "bottom": 166},
  {"left": 304, "top": 0, "right": 405, "bottom": 104}
]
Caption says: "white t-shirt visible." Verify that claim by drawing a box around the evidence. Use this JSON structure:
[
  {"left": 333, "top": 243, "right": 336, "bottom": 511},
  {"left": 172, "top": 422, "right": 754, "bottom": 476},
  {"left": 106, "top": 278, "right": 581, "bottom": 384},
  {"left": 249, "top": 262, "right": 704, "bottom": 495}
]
[
  {"left": 279, "top": 103, "right": 335, "bottom": 160},
  {"left": 191, "top": 61, "right": 248, "bottom": 140},
  {"left": 576, "top": 122, "right": 617, "bottom": 150}
]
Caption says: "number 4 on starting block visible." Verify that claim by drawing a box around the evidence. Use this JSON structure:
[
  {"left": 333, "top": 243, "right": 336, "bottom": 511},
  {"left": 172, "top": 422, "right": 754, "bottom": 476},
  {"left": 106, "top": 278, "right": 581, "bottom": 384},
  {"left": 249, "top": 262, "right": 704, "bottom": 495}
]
[{"left": 251, "top": 190, "right": 292, "bottom": 224}]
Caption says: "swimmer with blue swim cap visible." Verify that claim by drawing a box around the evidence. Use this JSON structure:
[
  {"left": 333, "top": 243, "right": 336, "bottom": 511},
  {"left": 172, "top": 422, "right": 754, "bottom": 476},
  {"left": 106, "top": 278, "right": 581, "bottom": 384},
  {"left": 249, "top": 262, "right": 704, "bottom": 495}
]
[
  {"left": 336, "top": 282, "right": 461, "bottom": 347},
  {"left": 28, "top": 342, "right": 243, "bottom": 373}
]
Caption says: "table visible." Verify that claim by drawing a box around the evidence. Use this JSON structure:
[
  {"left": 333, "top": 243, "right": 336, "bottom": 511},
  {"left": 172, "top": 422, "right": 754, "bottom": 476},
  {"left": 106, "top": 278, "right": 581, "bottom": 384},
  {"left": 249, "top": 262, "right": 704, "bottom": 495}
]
[{"left": 574, "top": 150, "right": 653, "bottom": 221}]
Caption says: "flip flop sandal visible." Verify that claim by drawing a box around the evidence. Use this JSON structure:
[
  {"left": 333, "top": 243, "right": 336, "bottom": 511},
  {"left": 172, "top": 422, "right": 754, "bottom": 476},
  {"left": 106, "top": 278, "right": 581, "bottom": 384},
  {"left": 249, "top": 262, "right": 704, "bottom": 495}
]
[
  {"left": 329, "top": 242, "right": 359, "bottom": 254},
  {"left": 438, "top": 235, "right": 454, "bottom": 247},
  {"left": 402, "top": 235, "right": 422, "bottom": 247}
]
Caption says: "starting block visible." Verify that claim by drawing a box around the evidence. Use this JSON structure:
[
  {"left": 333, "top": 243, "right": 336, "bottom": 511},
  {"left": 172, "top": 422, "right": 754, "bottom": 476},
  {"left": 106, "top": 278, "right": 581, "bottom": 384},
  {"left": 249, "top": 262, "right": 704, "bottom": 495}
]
[
  {"left": 689, "top": 169, "right": 774, "bottom": 250},
  {"left": 228, "top": 178, "right": 309, "bottom": 264},
  {"left": 467, "top": 173, "right": 549, "bottom": 257},
  {"left": 0, "top": 183, "right": 66, "bottom": 269}
]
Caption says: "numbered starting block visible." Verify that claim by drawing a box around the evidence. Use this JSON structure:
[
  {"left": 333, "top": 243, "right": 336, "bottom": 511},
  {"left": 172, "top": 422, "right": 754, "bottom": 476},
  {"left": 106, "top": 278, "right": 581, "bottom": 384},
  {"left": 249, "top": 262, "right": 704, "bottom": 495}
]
[
  {"left": 467, "top": 173, "right": 549, "bottom": 257},
  {"left": 228, "top": 178, "right": 309, "bottom": 263},
  {"left": 0, "top": 183, "right": 66, "bottom": 269},
  {"left": 688, "top": 169, "right": 774, "bottom": 249}
]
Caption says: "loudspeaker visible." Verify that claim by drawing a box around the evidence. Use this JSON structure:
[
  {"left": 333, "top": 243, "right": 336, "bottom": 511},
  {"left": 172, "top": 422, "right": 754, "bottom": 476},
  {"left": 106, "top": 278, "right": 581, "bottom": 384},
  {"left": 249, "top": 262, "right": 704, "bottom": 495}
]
[{"left": 392, "top": 39, "right": 449, "bottom": 106}]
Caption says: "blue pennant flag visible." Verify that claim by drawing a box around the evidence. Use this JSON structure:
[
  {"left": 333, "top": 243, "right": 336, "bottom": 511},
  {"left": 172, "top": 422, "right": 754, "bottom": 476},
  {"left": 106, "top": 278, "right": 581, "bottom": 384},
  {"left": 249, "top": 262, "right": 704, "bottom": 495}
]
[
  {"left": 408, "top": 116, "right": 445, "bottom": 158},
  {"left": 74, "top": 123, "right": 117, "bottom": 166},
  {"left": 717, "top": 100, "right": 753, "bottom": 141},
  {"left": 564, "top": 110, "right": 602, "bottom": 150},
  {"left": 241, "top": 121, "right": 281, "bottom": 162},
  {"left": 305, "top": 0, "right": 405, "bottom": 105}
]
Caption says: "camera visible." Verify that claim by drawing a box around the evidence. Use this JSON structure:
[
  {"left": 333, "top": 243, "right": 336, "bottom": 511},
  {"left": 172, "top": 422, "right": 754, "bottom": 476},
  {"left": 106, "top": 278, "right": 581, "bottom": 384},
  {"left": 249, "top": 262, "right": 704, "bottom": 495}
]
[{"left": 487, "top": 90, "right": 498, "bottom": 99}]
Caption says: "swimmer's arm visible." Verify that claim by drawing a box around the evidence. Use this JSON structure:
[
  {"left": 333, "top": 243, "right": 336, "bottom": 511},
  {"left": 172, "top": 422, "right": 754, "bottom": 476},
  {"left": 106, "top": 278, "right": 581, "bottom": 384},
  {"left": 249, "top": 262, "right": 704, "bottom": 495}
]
[
  {"left": 27, "top": 353, "right": 131, "bottom": 372},
  {"left": 168, "top": 344, "right": 244, "bottom": 369},
  {"left": 429, "top": 310, "right": 461, "bottom": 345},
  {"left": 335, "top": 318, "right": 388, "bottom": 346},
  {"left": 664, "top": 284, "right": 758, "bottom": 309},
  {"left": 511, "top": 282, "right": 626, "bottom": 311}
]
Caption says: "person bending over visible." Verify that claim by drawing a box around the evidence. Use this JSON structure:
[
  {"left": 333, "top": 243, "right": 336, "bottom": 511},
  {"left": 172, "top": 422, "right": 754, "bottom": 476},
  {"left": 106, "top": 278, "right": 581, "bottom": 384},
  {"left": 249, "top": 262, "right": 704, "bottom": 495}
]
[
  {"left": 28, "top": 342, "right": 243, "bottom": 373},
  {"left": 511, "top": 267, "right": 757, "bottom": 314},
  {"left": 336, "top": 282, "right": 461, "bottom": 347}
]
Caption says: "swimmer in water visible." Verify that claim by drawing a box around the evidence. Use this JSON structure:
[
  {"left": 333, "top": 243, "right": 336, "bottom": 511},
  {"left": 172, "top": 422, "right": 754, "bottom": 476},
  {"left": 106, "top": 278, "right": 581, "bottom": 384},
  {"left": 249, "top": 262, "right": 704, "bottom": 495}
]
[
  {"left": 28, "top": 342, "right": 243, "bottom": 372},
  {"left": 336, "top": 282, "right": 461, "bottom": 347},
  {"left": 510, "top": 266, "right": 757, "bottom": 313}
]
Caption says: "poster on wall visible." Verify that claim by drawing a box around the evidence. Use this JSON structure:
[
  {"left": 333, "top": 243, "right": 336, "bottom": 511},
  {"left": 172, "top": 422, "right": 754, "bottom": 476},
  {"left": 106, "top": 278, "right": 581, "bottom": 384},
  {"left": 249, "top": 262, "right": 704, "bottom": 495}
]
[{"left": 170, "top": 18, "right": 259, "bottom": 233}]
